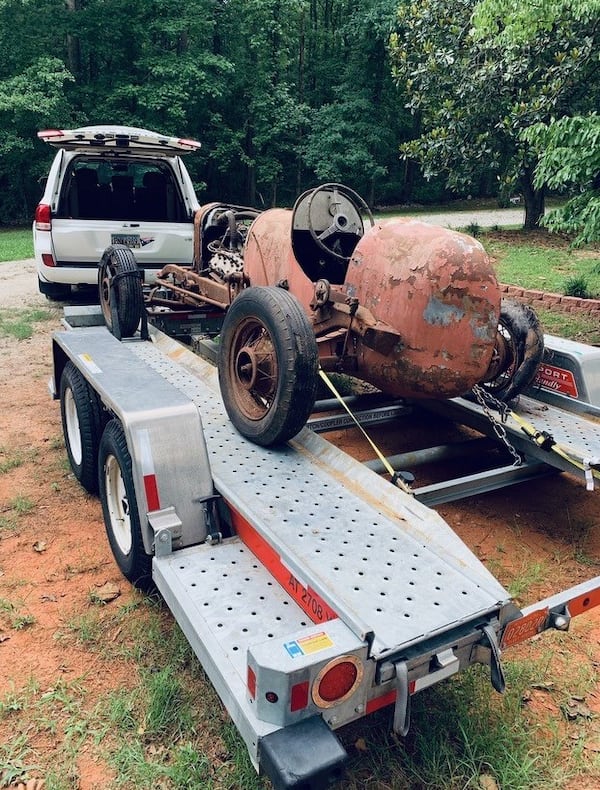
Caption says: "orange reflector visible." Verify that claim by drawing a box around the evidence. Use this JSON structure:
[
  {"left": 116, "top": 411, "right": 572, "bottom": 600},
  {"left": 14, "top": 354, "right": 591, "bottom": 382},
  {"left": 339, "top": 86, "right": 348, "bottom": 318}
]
[{"left": 312, "top": 655, "right": 363, "bottom": 708}]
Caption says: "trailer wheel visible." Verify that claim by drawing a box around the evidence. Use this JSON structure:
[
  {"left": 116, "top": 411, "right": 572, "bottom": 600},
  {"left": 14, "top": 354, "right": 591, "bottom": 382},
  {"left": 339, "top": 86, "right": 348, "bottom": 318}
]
[
  {"left": 99, "top": 245, "right": 144, "bottom": 338},
  {"left": 60, "top": 361, "right": 103, "bottom": 494},
  {"left": 99, "top": 420, "right": 152, "bottom": 588},
  {"left": 218, "top": 287, "right": 318, "bottom": 446},
  {"left": 481, "top": 299, "right": 544, "bottom": 402}
]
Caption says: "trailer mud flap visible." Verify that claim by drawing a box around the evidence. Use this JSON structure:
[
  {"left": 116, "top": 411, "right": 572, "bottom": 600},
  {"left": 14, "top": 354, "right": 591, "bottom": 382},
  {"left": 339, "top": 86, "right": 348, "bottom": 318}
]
[{"left": 258, "top": 715, "right": 347, "bottom": 790}]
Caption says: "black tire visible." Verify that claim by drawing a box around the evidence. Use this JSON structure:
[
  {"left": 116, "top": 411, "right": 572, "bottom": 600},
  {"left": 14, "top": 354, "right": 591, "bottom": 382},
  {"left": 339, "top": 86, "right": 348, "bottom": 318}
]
[
  {"left": 60, "top": 361, "right": 103, "bottom": 494},
  {"left": 218, "top": 287, "right": 318, "bottom": 446},
  {"left": 98, "top": 245, "right": 144, "bottom": 338},
  {"left": 482, "top": 299, "right": 545, "bottom": 402},
  {"left": 98, "top": 419, "right": 152, "bottom": 588}
]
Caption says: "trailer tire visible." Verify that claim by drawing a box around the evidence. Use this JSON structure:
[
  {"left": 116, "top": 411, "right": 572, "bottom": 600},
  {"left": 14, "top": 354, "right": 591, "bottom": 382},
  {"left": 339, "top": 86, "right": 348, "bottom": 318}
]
[
  {"left": 482, "top": 299, "right": 544, "bottom": 402},
  {"left": 99, "top": 245, "right": 144, "bottom": 338},
  {"left": 99, "top": 420, "right": 152, "bottom": 589},
  {"left": 218, "top": 287, "right": 318, "bottom": 446},
  {"left": 60, "top": 361, "right": 103, "bottom": 494}
]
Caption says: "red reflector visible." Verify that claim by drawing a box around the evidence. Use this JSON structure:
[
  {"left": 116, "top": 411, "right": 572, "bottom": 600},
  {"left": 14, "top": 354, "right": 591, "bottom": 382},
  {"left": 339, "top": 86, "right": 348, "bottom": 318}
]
[
  {"left": 247, "top": 666, "right": 256, "bottom": 699},
  {"left": 312, "top": 656, "right": 363, "bottom": 708},
  {"left": 319, "top": 661, "right": 357, "bottom": 702},
  {"left": 35, "top": 203, "right": 52, "bottom": 231},
  {"left": 41, "top": 253, "right": 56, "bottom": 268},
  {"left": 290, "top": 681, "right": 309, "bottom": 712}
]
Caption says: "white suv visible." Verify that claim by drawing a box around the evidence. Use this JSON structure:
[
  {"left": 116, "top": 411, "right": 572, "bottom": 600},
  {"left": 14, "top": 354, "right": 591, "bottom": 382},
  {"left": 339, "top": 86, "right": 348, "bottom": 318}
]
[{"left": 33, "top": 125, "right": 201, "bottom": 299}]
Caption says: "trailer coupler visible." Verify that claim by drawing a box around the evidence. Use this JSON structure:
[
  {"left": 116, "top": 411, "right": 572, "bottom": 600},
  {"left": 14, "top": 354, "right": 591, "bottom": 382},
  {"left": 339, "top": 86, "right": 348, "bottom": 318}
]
[{"left": 259, "top": 715, "right": 347, "bottom": 790}]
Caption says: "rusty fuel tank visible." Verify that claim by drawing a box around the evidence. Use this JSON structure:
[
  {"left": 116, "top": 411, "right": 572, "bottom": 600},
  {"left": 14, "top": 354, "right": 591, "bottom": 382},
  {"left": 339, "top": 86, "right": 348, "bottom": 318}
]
[{"left": 345, "top": 219, "right": 501, "bottom": 399}]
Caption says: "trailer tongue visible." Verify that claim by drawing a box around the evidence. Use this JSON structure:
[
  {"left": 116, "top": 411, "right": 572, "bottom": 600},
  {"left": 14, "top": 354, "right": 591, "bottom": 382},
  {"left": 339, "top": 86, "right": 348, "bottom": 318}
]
[{"left": 51, "top": 310, "right": 600, "bottom": 789}]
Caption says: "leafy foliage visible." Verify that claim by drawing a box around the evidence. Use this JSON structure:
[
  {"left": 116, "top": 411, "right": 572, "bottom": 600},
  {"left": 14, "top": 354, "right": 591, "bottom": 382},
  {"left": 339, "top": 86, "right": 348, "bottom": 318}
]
[
  {"left": 522, "top": 115, "right": 600, "bottom": 246},
  {"left": 389, "top": 0, "right": 600, "bottom": 230}
]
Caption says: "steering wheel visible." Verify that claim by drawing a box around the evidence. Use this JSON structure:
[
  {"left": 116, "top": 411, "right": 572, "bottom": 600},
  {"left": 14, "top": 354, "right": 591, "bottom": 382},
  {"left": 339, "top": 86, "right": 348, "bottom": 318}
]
[{"left": 306, "top": 183, "right": 374, "bottom": 262}]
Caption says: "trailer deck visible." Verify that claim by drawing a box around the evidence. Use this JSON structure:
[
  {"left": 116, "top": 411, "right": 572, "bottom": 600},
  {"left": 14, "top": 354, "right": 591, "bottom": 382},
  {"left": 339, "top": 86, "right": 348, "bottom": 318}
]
[{"left": 51, "top": 311, "right": 600, "bottom": 789}]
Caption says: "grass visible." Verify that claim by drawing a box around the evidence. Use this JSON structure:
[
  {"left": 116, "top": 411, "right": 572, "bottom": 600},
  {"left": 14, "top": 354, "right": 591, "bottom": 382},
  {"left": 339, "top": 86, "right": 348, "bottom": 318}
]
[
  {"left": 0, "top": 228, "right": 33, "bottom": 262},
  {"left": 0, "top": 306, "right": 54, "bottom": 340},
  {"left": 3, "top": 591, "right": 598, "bottom": 789},
  {"left": 485, "top": 232, "right": 600, "bottom": 298}
]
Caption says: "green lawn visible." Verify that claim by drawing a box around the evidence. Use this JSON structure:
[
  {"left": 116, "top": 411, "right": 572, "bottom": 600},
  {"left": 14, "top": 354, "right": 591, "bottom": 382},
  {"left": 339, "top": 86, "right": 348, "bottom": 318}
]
[
  {"left": 485, "top": 231, "right": 600, "bottom": 298},
  {"left": 0, "top": 228, "right": 33, "bottom": 262}
]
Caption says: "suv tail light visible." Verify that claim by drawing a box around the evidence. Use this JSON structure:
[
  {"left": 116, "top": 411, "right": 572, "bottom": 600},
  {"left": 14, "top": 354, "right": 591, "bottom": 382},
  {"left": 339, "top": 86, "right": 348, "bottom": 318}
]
[{"left": 35, "top": 203, "right": 52, "bottom": 231}]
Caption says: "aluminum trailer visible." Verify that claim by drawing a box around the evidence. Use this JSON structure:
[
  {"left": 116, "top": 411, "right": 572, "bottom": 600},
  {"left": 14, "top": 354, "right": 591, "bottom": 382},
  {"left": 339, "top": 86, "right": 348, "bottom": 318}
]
[{"left": 51, "top": 310, "right": 600, "bottom": 790}]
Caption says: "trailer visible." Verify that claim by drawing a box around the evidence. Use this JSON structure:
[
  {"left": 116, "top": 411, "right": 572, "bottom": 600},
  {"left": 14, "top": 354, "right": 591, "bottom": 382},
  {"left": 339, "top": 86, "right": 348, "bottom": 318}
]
[{"left": 51, "top": 302, "right": 600, "bottom": 790}]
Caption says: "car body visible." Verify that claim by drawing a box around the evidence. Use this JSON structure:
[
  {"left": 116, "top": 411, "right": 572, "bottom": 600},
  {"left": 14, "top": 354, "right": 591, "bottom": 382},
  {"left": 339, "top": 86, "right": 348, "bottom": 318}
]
[
  {"left": 33, "top": 125, "right": 201, "bottom": 299},
  {"left": 98, "top": 183, "right": 544, "bottom": 446}
]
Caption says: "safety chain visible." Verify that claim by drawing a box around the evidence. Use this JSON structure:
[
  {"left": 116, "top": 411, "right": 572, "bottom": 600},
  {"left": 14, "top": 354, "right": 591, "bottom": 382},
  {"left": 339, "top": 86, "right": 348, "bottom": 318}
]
[{"left": 471, "top": 385, "right": 523, "bottom": 467}]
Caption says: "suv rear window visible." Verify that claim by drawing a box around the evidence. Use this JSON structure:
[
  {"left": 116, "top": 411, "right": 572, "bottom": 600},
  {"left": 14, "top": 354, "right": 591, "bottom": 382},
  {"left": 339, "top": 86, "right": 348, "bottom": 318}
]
[{"left": 56, "top": 157, "right": 188, "bottom": 223}]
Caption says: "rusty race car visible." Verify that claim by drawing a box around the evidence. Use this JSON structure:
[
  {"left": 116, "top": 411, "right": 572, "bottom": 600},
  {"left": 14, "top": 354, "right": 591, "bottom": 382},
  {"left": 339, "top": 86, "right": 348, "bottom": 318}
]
[{"left": 98, "top": 183, "right": 544, "bottom": 446}]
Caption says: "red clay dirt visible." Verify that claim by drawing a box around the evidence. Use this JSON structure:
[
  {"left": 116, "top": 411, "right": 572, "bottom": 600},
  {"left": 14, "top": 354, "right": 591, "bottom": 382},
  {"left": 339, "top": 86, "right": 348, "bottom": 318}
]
[{"left": 1, "top": 260, "right": 599, "bottom": 788}]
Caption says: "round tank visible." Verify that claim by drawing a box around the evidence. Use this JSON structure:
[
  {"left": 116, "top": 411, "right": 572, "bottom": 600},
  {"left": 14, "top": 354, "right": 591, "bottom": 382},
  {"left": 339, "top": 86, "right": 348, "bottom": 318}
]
[{"left": 345, "top": 219, "right": 501, "bottom": 398}]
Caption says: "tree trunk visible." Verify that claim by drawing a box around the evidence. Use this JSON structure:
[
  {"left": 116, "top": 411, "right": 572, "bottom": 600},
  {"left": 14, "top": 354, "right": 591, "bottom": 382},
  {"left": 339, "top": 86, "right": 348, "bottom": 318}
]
[
  {"left": 65, "top": 0, "right": 82, "bottom": 79},
  {"left": 521, "top": 166, "right": 545, "bottom": 230}
]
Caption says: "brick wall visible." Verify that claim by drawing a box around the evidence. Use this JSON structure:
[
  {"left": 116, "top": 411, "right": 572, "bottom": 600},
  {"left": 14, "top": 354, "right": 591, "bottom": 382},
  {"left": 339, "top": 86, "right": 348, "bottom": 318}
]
[{"left": 501, "top": 284, "right": 600, "bottom": 316}]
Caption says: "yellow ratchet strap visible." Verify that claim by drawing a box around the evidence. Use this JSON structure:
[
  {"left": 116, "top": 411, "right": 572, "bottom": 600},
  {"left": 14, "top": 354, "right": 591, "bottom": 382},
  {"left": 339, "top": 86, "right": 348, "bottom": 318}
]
[
  {"left": 509, "top": 409, "right": 600, "bottom": 491},
  {"left": 318, "top": 369, "right": 413, "bottom": 495}
]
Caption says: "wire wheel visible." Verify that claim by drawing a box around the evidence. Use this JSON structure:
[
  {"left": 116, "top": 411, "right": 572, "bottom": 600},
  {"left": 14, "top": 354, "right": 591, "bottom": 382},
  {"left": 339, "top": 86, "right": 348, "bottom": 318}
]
[
  {"left": 218, "top": 287, "right": 318, "bottom": 446},
  {"left": 481, "top": 299, "right": 544, "bottom": 402}
]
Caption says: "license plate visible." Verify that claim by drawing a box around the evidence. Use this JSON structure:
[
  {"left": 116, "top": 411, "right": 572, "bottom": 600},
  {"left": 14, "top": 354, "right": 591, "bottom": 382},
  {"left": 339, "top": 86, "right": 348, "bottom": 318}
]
[{"left": 111, "top": 233, "right": 141, "bottom": 248}]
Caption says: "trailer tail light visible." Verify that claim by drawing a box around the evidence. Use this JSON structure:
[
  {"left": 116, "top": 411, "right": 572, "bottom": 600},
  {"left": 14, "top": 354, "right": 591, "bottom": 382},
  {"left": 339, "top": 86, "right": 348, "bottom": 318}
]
[
  {"left": 35, "top": 203, "right": 52, "bottom": 231},
  {"left": 312, "top": 656, "right": 363, "bottom": 708}
]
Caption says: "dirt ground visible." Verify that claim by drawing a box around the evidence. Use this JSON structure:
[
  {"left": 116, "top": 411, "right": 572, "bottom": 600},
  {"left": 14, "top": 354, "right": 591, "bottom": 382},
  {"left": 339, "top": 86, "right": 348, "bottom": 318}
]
[{"left": 1, "top": 260, "right": 600, "bottom": 788}]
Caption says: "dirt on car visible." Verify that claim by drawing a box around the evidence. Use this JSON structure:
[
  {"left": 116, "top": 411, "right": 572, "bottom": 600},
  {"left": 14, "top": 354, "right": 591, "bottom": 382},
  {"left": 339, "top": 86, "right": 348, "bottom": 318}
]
[{"left": 1, "top": 260, "right": 599, "bottom": 788}]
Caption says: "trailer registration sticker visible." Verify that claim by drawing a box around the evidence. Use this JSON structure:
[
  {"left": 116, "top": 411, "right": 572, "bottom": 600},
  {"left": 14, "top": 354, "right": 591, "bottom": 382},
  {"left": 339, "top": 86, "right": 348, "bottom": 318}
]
[{"left": 285, "top": 631, "right": 334, "bottom": 659}]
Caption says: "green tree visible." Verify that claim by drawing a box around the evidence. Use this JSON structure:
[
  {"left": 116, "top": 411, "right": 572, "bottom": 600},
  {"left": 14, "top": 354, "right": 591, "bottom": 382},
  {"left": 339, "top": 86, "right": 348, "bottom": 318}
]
[
  {"left": 472, "top": 0, "right": 600, "bottom": 245},
  {"left": 389, "top": 0, "right": 599, "bottom": 228},
  {"left": 302, "top": 0, "right": 411, "bottom": 206},
  {"left": 0, "top": 57, "right": 73, "bottom": 221}
]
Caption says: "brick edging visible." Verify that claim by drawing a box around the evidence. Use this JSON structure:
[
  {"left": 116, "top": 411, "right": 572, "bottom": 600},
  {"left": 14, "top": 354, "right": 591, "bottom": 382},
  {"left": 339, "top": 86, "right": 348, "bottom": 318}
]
[{"left": 501, "top": 284, "right": 600, "bottom": 315}]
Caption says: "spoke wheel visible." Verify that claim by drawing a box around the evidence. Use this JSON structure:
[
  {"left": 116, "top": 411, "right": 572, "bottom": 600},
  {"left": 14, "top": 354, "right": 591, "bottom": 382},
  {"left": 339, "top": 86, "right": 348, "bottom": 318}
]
[
  {"left": 98, "top": 245, "right": 144, "bottom": 338},
  {"left": 481, "top": 299, "right": 544, "bottom": 402},
  {"left": 99, "top": 420, "right": 152, "bottom": 588},
  {"left": 218, "top": 287, "right": 318, "bottom": 446},
  {"left": 60, "top": 361, "right": 103, "bottom": 494}
]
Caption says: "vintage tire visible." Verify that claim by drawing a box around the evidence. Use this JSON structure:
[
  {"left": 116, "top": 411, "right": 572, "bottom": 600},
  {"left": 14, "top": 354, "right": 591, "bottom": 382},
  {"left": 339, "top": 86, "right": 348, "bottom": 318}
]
[
  {"left": 99, "top": 419, "right": 152, "bottom": 588},
  {"left": 218, "top": 287, "right": 318, "bottom": 446},
  {"left": 482, "top": 299, "right": 544, "bottom": 402},
  {"left": 60, "top": 361, "right": 103, "bottom": 494},
  {"left": 98, "top": 245, "right": 144, "bottom": 338}
]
